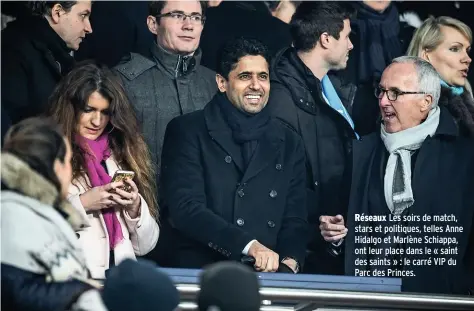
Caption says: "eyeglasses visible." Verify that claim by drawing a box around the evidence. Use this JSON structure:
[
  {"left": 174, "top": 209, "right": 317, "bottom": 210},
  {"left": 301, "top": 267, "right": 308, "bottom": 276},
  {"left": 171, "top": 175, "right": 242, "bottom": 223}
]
[
  {"left": 374, "top": 86, "right": 427, "bottom": 101},
  {"left": 156, "top": 11, "right": 205, "bottom": 25}
]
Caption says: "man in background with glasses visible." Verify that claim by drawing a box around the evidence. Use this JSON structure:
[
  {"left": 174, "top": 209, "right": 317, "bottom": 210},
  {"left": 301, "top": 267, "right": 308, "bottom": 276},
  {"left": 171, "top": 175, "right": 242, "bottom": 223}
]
[
  {"left": 341, "top": 56, "right": 474, "bottom": 294},
  {"left": 114, "top": 1, "right": 217, "bottom": 265}
]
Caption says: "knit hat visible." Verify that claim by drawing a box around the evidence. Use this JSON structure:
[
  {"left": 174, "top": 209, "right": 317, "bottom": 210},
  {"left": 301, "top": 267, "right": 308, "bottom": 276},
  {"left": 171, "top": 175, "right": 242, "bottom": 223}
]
[
  {"left": 197, "top": 262, "right": 261, "bottom": 311},
  {"left": 102, "top": 259, "right": 179, "bottom": 311}
]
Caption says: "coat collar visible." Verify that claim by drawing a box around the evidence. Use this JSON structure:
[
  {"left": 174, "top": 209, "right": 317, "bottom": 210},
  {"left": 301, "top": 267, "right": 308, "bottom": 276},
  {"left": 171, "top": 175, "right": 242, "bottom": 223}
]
[
  {"left": 1, "top": 153, "right": 85, "bottom": 231},
  {"left": 204, "top": 94, "right": 285, "bottom": 182},
  {"left": 150, "top": 42, "right": 202, "bottom": 78},
  {"left": 433, "top": 105, "right": 459, "bottom": 137}
]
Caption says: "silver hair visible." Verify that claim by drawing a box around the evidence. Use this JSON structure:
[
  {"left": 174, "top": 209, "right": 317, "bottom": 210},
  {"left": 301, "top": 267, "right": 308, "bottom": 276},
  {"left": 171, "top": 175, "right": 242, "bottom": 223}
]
[{"left": 391, "top": 56, "right": 441, "bottom": 108}]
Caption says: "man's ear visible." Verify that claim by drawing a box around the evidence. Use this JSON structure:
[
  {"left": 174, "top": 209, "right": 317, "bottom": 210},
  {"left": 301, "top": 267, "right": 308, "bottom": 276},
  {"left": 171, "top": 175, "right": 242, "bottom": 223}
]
[
  {"left": 147, "top": 15, "right": 158, "bottom": 35},
  {"left": 420, "top": 94, "right": 433, "bottom": 112},
  {"left": 319, "top": 32, "right": 331, "bottom": 49},
  {"left": 216, "top": 74, "right": 227, "bottom": 93},
  {"left": 50, "top": 3, "right": 64, "bottom": 24}
]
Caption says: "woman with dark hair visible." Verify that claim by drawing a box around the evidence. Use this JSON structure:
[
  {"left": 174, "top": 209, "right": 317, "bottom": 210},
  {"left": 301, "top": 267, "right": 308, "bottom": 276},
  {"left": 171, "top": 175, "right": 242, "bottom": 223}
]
[
  {"left": 47, "top": 62, "right": 159, "bottom": 279},
  {"left": 1, "top": 117, "right": 106, "bottom": 311}
]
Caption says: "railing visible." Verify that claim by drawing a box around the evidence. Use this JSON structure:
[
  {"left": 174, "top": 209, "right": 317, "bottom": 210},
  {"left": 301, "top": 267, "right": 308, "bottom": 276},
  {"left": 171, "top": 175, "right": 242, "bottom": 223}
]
[{"left": 176, "top": 284, "right": 474, "bottom": 310}]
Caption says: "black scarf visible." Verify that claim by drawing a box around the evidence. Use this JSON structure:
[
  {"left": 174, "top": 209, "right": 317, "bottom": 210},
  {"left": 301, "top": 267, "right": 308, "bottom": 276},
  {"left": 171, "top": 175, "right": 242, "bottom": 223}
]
[
  {"left": 351, "top": 2, "right": 402, "bottom": 83},
  {"left": 26, "top": 16, "right": 75, "bottom": 74},
  {"left": 217, "top": 93, "right": 270, "bottom": 166}
]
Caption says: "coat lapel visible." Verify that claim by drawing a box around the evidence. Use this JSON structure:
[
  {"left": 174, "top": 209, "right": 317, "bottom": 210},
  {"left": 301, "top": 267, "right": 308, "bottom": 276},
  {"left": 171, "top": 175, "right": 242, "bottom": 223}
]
[
  {"left": 241, "top": 126, "right": 283, "bottom": 183},
  {"left": 209, "top": 131, "right": 245, "bottom": 173},
  {"left": 205, "top": 95, "right": 245, "bottom": 172}
]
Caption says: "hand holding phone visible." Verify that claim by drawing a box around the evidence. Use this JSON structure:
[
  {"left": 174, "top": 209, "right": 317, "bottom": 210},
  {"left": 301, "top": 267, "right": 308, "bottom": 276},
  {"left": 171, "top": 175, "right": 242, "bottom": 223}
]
[{"left": 111, "top": 170, "right": 135, "bottom": 193}]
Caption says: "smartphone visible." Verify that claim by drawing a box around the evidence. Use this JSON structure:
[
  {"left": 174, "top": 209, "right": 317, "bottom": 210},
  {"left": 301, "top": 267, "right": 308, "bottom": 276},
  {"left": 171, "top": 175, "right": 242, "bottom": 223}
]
[{"left": 111, "top": 170, "right": 135, "bottom": 192}]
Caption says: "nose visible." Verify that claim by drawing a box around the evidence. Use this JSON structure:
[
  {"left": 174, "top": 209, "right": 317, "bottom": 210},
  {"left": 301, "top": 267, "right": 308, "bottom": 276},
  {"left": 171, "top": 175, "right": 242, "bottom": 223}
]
[
  {"left": 85, "top": 19, "right": 92, "bottom": 34},
  {"left": 379, "top": 91, "right": 391, "bottom": 108},
  {"left": 348, "top": 38, "right": 354, "bottom": 51},
  {"left": 249, "top": 76, "right": 261, "bottom": 90},
  {"left": 91, "top": 111, "right": 102, "bottom": 127},
  {"left": 463, "top": 50, "right": 472, "bottom": 65},
  {"left": 182, "top": 17, "right": 194, "bottom": 30}
]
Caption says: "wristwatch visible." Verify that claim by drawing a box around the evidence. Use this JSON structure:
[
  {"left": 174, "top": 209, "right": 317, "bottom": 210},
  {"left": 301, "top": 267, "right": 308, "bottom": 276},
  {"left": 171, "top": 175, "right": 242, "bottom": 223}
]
[{"left": 281, "top": 257, "right": 300, "bottom": 273}]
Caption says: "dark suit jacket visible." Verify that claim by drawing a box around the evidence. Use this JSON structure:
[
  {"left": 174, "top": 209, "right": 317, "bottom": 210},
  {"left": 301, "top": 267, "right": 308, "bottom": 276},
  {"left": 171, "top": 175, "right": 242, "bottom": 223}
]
[
  {"left": 159, "top": 95, "right": 308, "bottom": 269},
  {"left": 345, "top": 107, "right": 474, "bottom": 295}
]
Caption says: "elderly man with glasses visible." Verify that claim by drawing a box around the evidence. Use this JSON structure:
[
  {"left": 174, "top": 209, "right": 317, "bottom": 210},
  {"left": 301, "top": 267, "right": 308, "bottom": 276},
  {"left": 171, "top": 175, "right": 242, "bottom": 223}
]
[{"left": 322, "top": 56, "right": 474, "bottom": 295}]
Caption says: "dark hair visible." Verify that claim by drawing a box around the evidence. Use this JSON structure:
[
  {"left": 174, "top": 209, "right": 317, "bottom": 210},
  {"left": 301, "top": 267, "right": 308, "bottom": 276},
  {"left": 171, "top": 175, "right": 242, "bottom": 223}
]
[
  {"left": 290, "top": 1, "right": 354, "bottom": 52},
  {"left": 28, "top": 1, "right": 77, "bottom": 16},
  {"left": 47, "top": 61, "right": 159, "bottom": 220},
  {"left": 216, "top": 37, "right": 271, "bottom": 79},
  {"left": 2, "top": 117, "right": 67, "bottom": 193},
  {"left": 149, "top": 0, "right": 208, "bottom": 22}
]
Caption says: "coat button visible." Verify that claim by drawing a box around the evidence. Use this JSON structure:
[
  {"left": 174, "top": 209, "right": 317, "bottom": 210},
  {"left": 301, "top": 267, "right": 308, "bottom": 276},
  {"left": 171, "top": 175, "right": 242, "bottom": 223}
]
[
  {"left": 267, "top": 221, "right": 275, "bottom": 228},
  {"left": 238, "top": 189, "right": 245, "bottom": 197},
  {"left": 314, "top": 181, "right": 319, "bottom": 186},
  {"left": 236, "top": 218, "right": 245, "bottom": 226},
  {"left": 269, "top": 190, "right": 277, "bottom": 198},
  {"left": 225, "top": 155, "right": 232, "bottom": 163},
  {"left": 276, "top": 164, "right": 282, "bottom": 170}
]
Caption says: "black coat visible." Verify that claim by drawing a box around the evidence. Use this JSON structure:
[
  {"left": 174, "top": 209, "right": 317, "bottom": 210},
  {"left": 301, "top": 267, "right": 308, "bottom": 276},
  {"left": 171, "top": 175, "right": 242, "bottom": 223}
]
[
  {"left": 438, "top": 86, "right": 474, "bottom": 138},
  {"left": 344, "top": 107, "right": 474, "bottom": 295},
  {"left": 334, "top": 17, "right": 415, "bottom": 136},
  {"left": 74, "top": 1, "right": 153, "bottom": 67},
  {"left": 1, "top": 16, "right": 74, "bottom": 125},
  {"left": 199, "top": 1, "right": 292, "bottom": 71},
  {"left": 158, "top": 95, "right": 308, "bottom": 269},
  {"left": 268, "top": 47, "right": 357, "bottom": 274}
]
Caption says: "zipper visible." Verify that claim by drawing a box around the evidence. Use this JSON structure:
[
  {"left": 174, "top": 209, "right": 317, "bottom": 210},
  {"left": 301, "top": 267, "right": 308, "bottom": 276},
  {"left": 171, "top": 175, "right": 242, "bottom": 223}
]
[{"left": 174, "top": 55, "right": 181, "bottom": 78}]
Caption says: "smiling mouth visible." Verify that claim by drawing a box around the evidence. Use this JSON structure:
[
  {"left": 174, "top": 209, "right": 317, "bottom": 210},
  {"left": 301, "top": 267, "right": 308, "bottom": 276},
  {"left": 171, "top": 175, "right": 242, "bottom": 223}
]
[
  {"left": 179, "top": 36, "right": 194, "bottom": 40},
  {"left": 461, "top": 69, "right": 469, "bottom": 77},
  {"left": 245, "top": 94, "right": 262, "bottom": 103}
]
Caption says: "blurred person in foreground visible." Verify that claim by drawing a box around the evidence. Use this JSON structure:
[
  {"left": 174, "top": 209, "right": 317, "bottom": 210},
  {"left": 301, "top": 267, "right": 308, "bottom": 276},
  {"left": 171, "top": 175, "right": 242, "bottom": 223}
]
[
  {"left": 407, "top": 16, "right": 474, "bottom": 138},
  {"left": 1, "top": 117, "right": 107, "bottom": 311},
  {"left": 198, "top": 261, "right": 261, "bottom": 311},
  {"left": 47, "top": 62, "right": 159, "bottom": 279},
  {"left": 335, "top": 57, "right": 474, "bottom": 294},
  {"left": 160, "top": 37, "right": 307, "bottom": 272}
]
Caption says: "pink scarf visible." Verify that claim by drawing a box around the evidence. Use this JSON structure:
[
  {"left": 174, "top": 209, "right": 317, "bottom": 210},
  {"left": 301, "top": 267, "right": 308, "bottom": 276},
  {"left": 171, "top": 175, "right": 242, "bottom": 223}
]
[{"left": 75, "top": 133, "right": 124, "bottom": 250}]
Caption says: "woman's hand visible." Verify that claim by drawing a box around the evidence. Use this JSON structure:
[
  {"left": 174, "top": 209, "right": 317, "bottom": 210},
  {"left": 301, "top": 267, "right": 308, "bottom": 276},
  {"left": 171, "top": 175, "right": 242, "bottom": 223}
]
[
  {"left": 112, "top": 178, "right": 141, "bottom": 218},
  {"left": 79, "top": 182, "right": 124, "bottom": 212}
]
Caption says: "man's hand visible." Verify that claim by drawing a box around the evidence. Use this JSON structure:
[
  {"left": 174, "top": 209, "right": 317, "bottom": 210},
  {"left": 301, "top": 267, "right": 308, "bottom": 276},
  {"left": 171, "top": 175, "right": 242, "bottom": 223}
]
[
  {"left": 281, "top": 258, "right": 298, "bottom": 273},
  {"left": 319, "top": 214, "right": 347, "bottom": 242},
  {"left": 248, "top": 241, "right": 279, "bottom": 272}
]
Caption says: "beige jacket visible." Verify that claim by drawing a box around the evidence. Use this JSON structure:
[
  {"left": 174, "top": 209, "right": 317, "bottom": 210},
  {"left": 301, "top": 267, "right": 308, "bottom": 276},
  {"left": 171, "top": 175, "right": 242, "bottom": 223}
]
[{"left": 68, "top": 155, "right": 159, "bottom": 279}]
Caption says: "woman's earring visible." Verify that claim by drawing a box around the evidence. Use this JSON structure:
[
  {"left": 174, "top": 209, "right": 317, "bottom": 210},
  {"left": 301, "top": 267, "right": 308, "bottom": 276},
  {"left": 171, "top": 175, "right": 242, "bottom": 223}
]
[{"left": 108, "top": 126, "right": 115, "bottom": 134}]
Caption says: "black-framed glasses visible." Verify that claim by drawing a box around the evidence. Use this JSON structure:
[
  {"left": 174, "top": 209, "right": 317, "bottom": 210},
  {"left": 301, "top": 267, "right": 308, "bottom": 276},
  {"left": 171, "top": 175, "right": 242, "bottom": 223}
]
[
  {"left": 156, "top": 11, "right": 205, "bottom": 25},
  {"left": 375, "top": 86, "right": 427, "bottom": 101}
]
